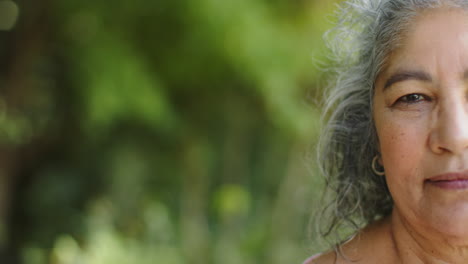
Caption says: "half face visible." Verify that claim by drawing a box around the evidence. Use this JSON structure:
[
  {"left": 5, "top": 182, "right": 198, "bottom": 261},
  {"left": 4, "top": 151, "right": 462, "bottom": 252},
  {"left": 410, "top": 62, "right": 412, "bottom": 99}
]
[{"left": 373, "top": 8, "right": 468, "bottom": 238}]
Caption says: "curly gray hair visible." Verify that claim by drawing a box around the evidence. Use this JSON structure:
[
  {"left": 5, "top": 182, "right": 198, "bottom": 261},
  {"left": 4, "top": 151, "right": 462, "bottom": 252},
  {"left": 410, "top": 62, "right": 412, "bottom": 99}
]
[{"left": 318, "top": 0, "right": 468, "bottom": 245}]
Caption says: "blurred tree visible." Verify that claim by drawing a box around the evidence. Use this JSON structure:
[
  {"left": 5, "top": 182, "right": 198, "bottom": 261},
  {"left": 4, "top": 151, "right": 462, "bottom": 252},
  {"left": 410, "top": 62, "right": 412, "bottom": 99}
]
[{"left": 0, "top": 0, "right": 341, "bottom": 263}]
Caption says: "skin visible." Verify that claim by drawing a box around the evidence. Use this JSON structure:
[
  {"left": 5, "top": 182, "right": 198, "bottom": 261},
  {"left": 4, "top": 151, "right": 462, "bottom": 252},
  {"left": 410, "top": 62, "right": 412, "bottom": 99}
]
[{"left": 309, "top": 7, "right": 468, "bottom": 264}]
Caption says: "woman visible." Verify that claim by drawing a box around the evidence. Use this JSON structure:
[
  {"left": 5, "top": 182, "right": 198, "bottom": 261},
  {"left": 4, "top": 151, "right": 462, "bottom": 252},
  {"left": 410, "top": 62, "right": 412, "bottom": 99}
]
[{"left": 307, "top": 0, "right": 468, "bottom": 263}]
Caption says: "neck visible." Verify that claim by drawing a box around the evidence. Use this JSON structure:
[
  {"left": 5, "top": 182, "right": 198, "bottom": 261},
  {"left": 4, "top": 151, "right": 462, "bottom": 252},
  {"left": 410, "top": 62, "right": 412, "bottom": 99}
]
[{"left": 390, "top": 208, "right": 468, "bottom": 264}]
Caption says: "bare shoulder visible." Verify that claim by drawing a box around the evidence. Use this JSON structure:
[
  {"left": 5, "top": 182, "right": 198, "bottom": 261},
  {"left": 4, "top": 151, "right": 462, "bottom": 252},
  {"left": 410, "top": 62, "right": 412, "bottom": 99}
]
[
  {"left": 303, "top": 249, "right": 361, "bottom": 264},
  {"left": 306, "top": 217, "right": 394, "bottom": 264},
  {"left": 303, "top": 251, "right": 338, "bottom": 264}
]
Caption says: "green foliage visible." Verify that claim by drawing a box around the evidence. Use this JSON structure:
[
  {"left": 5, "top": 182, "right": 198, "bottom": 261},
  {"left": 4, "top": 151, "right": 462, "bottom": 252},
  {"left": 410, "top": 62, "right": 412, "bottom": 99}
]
[
  {"left": 81, "top": 34, "right": 175, "bottom": 135},
  {"left": 213, "top": 184, "right": 251, "bottom": 221},
  {"left": 3, "top": 0, "right": 341, "bottom": 263}
]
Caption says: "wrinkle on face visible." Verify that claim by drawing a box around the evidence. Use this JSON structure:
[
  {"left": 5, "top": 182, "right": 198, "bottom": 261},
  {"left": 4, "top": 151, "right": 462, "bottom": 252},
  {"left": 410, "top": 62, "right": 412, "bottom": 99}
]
[{"left": 373, "top": 7, "right": 468, "bottom": 239}]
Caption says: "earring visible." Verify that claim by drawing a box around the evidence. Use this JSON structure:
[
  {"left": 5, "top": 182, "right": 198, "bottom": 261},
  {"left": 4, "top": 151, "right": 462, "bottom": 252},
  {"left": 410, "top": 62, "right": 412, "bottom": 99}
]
[{"left": 372, "top": 156, "right": 385, "bottom": 176}]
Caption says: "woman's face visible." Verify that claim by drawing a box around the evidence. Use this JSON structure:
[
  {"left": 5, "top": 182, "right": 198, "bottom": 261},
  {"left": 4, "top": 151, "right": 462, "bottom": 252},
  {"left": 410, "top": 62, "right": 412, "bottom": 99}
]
[{"left": 374, "top": 8, "right": 468, "bottom": 237}]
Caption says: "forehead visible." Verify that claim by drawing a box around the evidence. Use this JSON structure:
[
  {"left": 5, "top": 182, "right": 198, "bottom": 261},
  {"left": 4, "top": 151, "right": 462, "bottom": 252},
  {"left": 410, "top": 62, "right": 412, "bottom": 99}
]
[{"left": 379, "top": 8, "right": 468, "bottom": 84}]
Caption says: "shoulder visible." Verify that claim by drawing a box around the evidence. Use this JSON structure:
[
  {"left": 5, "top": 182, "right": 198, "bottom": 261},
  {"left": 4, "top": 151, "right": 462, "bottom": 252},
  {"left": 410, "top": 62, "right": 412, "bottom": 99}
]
[
  {"left": 303, "top": 251, "right": 337, "bottom": 264},
  {"left": 304, "top": 217, "right": 394, "bottom": 264}
]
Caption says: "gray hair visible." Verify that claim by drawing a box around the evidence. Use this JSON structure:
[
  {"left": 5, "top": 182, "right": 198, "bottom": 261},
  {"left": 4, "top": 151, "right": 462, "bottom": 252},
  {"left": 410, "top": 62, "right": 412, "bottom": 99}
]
[{"left": 317, "top": 0, "right": 468, "bottom": 246}]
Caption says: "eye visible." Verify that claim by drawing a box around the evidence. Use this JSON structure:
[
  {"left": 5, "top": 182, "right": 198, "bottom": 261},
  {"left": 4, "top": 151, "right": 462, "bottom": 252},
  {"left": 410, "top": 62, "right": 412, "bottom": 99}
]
[{"left": 395, "top": 93, "right": 430, "bottom": 104}]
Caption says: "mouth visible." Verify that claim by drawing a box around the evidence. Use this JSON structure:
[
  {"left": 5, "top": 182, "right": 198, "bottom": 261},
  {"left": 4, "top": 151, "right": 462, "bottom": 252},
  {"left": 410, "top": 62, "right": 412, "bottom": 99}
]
[{"left": 426, "top": 172, "right": 468, "bottom": 190}]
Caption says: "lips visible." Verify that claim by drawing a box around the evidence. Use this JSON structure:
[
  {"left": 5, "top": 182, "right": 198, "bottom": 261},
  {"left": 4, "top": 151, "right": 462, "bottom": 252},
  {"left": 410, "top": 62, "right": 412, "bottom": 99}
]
[{"left": 426, "top": 172, "right": 468, "bottom": 190}]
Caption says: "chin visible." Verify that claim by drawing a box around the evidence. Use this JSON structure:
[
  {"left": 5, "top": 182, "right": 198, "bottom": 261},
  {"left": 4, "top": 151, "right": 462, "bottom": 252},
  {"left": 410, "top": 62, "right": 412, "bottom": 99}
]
[{"left": 426, "top": 204, "right": 468, "bottom": 239}]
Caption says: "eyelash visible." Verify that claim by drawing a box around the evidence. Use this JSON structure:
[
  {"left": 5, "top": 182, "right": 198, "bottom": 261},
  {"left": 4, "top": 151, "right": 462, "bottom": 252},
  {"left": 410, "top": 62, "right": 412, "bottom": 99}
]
[{"left": 395, "top": 93, "right": 432, "bottom": 105}]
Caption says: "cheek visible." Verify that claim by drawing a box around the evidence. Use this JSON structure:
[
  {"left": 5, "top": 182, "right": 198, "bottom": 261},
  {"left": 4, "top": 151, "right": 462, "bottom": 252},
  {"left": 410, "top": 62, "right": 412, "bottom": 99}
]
[
  {"left": 377, "top": 118, "right": 426, "bottom": 183},
  {"left": 377, "top": 118, "right": 428, "bottom": 210}
]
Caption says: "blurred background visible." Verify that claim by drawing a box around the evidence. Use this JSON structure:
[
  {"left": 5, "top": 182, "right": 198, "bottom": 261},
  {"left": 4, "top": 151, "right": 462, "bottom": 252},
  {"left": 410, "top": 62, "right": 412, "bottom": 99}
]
[{"left": 0, "top": 0, "right": 341, "bottom": 263}]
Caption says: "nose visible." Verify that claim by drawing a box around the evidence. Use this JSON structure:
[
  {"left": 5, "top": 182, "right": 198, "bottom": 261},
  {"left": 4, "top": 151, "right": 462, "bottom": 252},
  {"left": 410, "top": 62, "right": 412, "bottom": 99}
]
[{"left": 429, "top": 98, "right": 468, "bottom": 155}]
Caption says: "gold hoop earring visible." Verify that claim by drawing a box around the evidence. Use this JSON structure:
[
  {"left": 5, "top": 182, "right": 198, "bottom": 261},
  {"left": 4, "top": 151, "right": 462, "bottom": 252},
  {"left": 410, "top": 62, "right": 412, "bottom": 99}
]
[{"left": 372, "top": 156, "right": 385, "bottom": 176}]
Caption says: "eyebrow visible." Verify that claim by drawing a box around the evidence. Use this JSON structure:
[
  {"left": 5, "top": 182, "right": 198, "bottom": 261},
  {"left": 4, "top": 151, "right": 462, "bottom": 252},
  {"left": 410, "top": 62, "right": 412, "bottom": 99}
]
[{"left": 383, "top": 70, "right": 432, "bottom": 90}]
